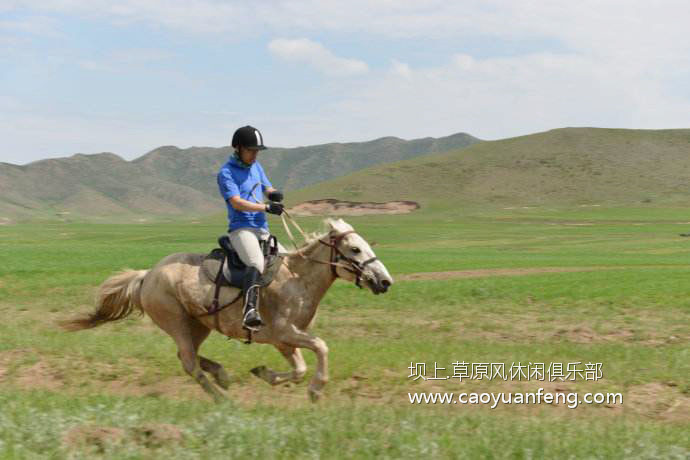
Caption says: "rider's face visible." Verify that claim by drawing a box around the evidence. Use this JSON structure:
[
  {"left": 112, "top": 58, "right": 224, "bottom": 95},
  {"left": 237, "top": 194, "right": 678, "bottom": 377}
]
[{"left": 239, "top": 146, "right": 259, "bottom": 164}]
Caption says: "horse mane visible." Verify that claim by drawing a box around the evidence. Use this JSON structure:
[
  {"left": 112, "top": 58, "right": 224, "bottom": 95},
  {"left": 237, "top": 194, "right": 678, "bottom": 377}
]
[{"left": 284, "top": 217, "right": 354, "bottom": 254}]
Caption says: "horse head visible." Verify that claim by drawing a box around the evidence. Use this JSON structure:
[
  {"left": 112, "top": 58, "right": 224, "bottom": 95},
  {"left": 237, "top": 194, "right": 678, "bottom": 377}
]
[{"left": 320, "top": 218, "right": 394, "bottom": 295}]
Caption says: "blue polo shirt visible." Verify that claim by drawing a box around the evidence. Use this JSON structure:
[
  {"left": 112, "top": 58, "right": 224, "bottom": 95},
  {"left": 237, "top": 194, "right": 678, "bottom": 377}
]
[{"left": 217, "top": 155, "right": 273, "bottom": 231}]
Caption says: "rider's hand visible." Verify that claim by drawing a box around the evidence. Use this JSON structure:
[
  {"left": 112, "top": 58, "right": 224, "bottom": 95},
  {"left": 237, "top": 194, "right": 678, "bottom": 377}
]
[
  {"left": 267, "top": 190, "right": 284, "bottom": 202},
  {"left": 265, "top": 201, "right": 284, "bottom": 215}
]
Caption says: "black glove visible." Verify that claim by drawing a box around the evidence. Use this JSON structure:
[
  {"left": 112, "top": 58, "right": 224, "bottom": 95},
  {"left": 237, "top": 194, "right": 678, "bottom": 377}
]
[
  {"left": 267, "top": 190, "right": 284, "bottom": 202},
  {"left": 265, "top": 201, "right": 284, "bottom": 215}
]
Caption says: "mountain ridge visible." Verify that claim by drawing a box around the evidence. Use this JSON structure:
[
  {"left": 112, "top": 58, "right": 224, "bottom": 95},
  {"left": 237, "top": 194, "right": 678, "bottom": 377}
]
[{"left": 0, "top": 131, "right": 480, "bottom": 220}]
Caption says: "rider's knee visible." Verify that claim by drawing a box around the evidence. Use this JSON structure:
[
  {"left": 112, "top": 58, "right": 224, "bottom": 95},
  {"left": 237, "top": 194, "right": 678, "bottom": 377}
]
[{"left": 247, "top": 260, "right": 264, "bottom": 274}]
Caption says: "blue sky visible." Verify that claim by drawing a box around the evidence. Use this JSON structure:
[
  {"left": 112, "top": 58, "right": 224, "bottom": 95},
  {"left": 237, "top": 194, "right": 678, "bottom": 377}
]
[{"left": 2, "top": 1, "right": 689, "bottom": 164}]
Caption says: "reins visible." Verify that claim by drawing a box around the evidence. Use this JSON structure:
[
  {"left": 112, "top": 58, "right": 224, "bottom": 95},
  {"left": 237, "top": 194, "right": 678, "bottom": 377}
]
[
  {"left": 257, "top": 187, "right": 373, "bottom": 281},
  {"left": 197, "top": 188, "right": 379, "bottom": 340},
  {"left": 280, "top": 208, "right": 378, "bottom": 288}
]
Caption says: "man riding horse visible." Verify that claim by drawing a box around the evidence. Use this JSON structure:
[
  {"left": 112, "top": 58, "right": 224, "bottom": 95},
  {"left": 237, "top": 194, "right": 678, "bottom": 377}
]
[
  {"left": 60, "top": 127, "right": 395, "bottom": 403},
  {"left": 216, "top": 125, "right": 286, "bottom": 332}
]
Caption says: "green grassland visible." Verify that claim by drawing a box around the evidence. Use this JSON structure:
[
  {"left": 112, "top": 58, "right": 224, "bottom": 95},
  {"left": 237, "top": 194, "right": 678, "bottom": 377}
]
[{"left": 0, "top": 203, "right": 688, "bottom": 458}]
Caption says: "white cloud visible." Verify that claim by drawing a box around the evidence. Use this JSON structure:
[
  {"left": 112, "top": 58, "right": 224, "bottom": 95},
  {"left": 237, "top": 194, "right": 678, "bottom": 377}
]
[
  {"left": 0, "top": 15, "right": 60, "bottom": 36},
  {"left": 3, "top": 1, "right": 690, "bottom": 156},
  {"left": 326, "top": 50, "right": 690, "bottom": 142},
  {"left": 390, "top": 59, "right": 411, "bottom": 79},
  {"left": 268, "top": 38, "right": 368, "bottom": 77},
  {"left": 10, "top": 2, "right": 690, "bottom": 71},
  {"left": 11, "top": 1, "right": 690, "bottom": 81},
  {"left": 0, "top": 14, "right": 61, "bottom": 56},
  {"left": 9, "top": 1, "right": 688, "bottom": 49}
]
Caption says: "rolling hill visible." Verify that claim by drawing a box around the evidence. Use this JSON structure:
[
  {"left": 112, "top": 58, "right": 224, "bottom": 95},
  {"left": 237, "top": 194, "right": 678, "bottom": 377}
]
[
  {"left": 286, "top": 128, "right": 690, "bottom": 210},
  {"left": 0, "top": 132, "right": 479, "bottom": 221}
]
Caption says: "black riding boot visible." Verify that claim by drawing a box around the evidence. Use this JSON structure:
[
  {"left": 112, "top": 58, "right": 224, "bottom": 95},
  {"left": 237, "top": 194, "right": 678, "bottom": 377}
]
[{"left": 242, "top": 266, "right": 263, "bottom": 331}]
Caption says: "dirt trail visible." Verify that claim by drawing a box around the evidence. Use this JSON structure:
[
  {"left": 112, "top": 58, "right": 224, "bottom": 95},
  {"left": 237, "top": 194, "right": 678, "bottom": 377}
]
[
  {"left": 396, "top": 266, "right": 668, "bottom": 281},
  {"left": 288, "top": 198, "right": 419, "bottom": 216}
]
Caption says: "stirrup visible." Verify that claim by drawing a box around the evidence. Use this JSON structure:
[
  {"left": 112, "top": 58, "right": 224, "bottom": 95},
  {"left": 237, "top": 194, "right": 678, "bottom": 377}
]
[
  {"left": 242, "top": 278, "right": 262, "bottom": 331},
  {"left": 242, "top": 308, "right": 263, "bottom": 331}
]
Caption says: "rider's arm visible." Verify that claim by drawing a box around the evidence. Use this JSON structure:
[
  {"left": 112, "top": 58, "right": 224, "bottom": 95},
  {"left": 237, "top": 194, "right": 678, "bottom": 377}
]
[
  {"left": 258, "top": 163, "right": 283, "bottom": 204},
  {"left": 258, "top": 163, "right": 273, "bottom": 193},
  {"left": 218, "top": 167, "right": 268, "bottom": 212},
  {"left": 228, "top": 196, "right": 267, "bottom": 212}
]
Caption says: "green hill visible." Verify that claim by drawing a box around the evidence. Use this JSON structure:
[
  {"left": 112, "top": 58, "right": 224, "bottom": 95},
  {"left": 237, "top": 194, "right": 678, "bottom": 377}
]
[
  {"left": 131, "top": 132, "right": 479, "bottom": 195},
  {"left": 286, "top": 128, "right": 690, "bottom": 211},
  {"left": 0, "top": 132, "right": 479, "bottom": 221}
]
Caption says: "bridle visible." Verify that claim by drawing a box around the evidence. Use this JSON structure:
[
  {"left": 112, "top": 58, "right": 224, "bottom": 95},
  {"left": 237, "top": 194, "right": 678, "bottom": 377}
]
[
  {"left": 279, "top": 208, "right": 378, "bottom": 289},
  {"left": 199, "top": 190, "right": 380, "bottom": 344},
  {"left": 251, "top": 182, "right": 379, "bottom": 288},
  {"left": 316, "top": 229, "right": 379, "bottom": 288}
]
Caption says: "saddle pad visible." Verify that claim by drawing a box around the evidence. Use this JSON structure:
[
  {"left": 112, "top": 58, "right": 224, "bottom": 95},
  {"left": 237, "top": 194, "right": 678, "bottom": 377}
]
[
  {"left": 222, "top": 253, "right": 283, "bottom": 288},
  {"left": 200, "top": 249, "right": 225, "bottom": 281},
  {"left": 200, "top": 249, "right": 282, "bottom": 289}
]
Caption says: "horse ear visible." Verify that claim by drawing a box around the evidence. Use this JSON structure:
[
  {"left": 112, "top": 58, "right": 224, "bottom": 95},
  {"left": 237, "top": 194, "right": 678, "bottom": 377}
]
[{"left": 323, "top": 217, "right": 336, "bottom": 232}]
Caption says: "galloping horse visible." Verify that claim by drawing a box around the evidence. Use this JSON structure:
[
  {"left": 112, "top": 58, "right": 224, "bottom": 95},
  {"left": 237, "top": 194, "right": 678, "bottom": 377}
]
[{"left": 59, "top": 218, "right": 394, "bottom": 402}]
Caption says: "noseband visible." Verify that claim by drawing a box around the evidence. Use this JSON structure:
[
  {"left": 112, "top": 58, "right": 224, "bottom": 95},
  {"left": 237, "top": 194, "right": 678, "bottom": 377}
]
[
  {"left": 317, "top": 230, "right": 378, "bottom": 288},
  {"left": 277, "top": 206, "right": 378, "bottom": 288}
]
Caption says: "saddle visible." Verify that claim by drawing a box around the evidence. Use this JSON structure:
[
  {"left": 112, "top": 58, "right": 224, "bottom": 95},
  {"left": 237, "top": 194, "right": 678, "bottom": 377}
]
[{"left": 201, "top": 234, "right": 283, "bottom": 291}]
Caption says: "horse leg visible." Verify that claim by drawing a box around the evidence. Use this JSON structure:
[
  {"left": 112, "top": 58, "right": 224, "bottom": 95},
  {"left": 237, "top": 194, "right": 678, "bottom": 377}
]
[
  {"left": 144, "top": 292, "right": 226, "bottom": 403},
  {"left": 186, "top": 320, "right": 232, "bottom": 390},
  {"left": 175, "top": 336, "right": 226, "bottom": 403},
  {"left": 280, "top": 327, "right": 329, "bottom": 402},
  {"left": 199, "top": 356, "right": 232, "bottom": 390},
  {"left": 251, "top": 344, "right": 307, "bottom": 386}
]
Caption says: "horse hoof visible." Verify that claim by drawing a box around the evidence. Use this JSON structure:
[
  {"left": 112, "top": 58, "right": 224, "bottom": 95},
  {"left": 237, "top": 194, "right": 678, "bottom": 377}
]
[
  {"left": 215, "top": 373, "right": 231, "bottom": 390},
  {"left": 250, "top": 365, "right": 267, "bottom": 377},
  {"left": 212, "top": 393, "right": 228, "bottom": 404},
  {"left": 308, "top": 387, "right": 323, "bottom": 403}
]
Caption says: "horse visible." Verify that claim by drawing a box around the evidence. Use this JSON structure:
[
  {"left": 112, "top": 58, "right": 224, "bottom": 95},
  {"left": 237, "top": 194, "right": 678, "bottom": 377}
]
[{"left": 59, "top": 218, "right": 394, "bottom": 402}]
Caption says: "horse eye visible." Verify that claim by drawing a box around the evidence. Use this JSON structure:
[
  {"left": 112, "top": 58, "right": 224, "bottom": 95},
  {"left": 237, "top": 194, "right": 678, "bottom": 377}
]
[{"left": 351, "top": 247, "right": 361, "bottom": 254}]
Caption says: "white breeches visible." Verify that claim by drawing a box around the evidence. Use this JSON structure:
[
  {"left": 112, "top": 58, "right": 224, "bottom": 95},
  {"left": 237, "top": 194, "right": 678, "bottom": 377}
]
[{"left": 228, "top": 227, "right": 287, "bottom": 273}]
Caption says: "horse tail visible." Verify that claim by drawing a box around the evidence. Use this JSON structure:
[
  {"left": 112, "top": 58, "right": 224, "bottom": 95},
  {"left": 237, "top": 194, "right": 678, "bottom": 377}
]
[{"left": 58, "top": 269, "right": 149, "bottom": 331}]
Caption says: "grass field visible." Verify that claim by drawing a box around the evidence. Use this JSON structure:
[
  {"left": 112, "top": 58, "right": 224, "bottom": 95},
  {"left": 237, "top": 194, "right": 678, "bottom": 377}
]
[{"left": 0, "top": 205, "right": 689, "bottom": 458}]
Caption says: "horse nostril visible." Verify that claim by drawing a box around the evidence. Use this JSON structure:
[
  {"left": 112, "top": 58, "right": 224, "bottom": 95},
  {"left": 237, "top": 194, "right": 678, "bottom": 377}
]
[{"left": 381, "top": 279, "right": 391, "bottom": 288}]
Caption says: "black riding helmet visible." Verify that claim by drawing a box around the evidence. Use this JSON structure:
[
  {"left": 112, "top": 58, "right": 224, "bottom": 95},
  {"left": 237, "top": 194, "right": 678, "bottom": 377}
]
[{"left": 232, "top": 125, "right": 267, "bottom": 151}]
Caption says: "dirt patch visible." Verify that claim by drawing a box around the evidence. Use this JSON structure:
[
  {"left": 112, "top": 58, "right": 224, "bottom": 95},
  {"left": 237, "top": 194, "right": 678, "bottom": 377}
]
[
  {"left": 397, "top": 266, "right": 620, "bottom": 281},
  {"left": 62, "top": 423, "right": 184, "bottom": 452},
  {"left": 548, "top": 324, "right": 683, "bottom": 347},
  {"left": 288, "top": 198, "right": 419, "bottom": 216},
  {"left": 131, "top": 423, "right": 185, "bottom": 447},
  {"left": 0, "top": 352, "right": 194, "bottom": 398},
  {"left": 551, "top": 325, "right": 634, "bottom": 344},
  {"left": 66, "top": 356, "right": 203, "bottom": 401},
  {"left": 106, "top": 374, "right": 207, "bottom": 400},
  {"left": 62, "top": 425, "right": 127, "bottom": 452},
  {"left": 15, "top": 360, "right": 65, "bottom": 390},
  {"left": 625, "top": 382, "right": 690, "bottom": 422},
  {"left": 399, "top": 308, "right": 687, "bottom": 346},
  {"left": 0, "top": 348, "right": 33, "bottom": 382}
]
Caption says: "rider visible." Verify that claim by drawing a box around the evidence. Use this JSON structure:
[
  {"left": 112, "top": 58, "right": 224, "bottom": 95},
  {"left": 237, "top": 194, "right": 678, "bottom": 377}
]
[{"left": 216, "top": 125, "right": 285, "bottom": 331}]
